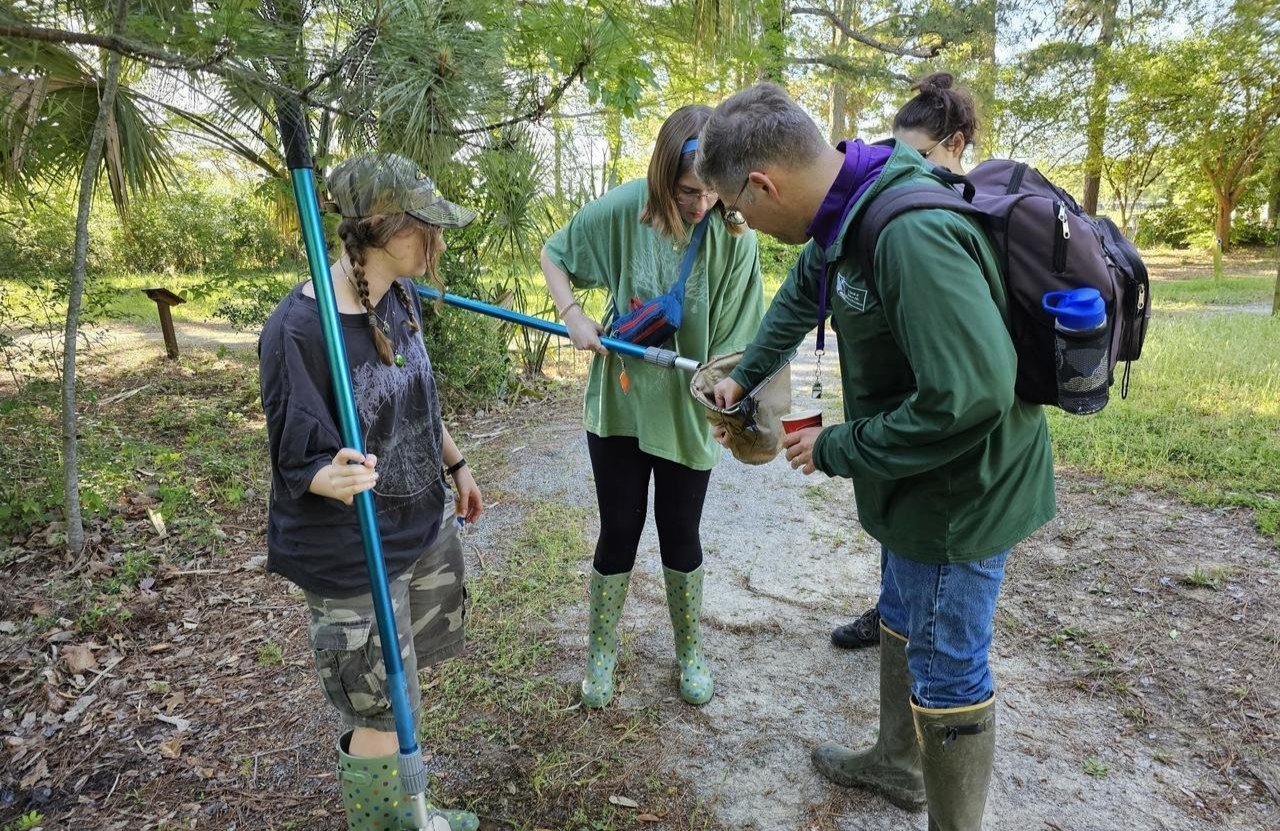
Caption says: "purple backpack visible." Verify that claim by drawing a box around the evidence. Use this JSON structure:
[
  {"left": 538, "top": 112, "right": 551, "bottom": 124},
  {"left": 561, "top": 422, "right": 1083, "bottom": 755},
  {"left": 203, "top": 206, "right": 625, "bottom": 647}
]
[{"left": 854, "top": 160, "right": 1152, "bottom": 408}]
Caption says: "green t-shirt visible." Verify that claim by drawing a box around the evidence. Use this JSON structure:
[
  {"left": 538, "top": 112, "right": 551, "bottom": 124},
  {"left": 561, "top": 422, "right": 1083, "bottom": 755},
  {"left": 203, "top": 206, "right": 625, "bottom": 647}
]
[{"left": 543, "top": 179, "right": 764, "bottom": 471}]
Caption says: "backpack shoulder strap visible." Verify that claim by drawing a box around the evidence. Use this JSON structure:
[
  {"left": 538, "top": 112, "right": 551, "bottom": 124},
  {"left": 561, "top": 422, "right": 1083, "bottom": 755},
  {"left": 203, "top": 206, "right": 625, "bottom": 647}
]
[{"left": 855, "top": 183, "right": 984, "bottom": 302}]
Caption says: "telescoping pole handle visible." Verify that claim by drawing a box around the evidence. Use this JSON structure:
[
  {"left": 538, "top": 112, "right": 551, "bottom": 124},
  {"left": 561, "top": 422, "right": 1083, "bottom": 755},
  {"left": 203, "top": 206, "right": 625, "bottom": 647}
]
[
  {"left": 275, "top": 94, "right": 436, "bottom": 830},
  {"left": 416, "top": 285, "right": 701, "bottom": 374}
]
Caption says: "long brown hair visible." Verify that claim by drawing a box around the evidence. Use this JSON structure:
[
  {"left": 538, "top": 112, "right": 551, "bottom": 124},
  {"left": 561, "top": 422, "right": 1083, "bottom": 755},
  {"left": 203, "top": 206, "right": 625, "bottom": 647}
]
[
  {"left": 336, "top": 214, "right": 445, "bottom": 365},
  {"left": 640, "top": 104, "right": 742, "bottom": 241}
]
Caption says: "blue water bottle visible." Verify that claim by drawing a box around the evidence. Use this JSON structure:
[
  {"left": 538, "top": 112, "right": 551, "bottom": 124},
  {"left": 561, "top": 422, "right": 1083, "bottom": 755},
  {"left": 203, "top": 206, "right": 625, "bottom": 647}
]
[{"left": 1042, "top": 288, "right": 1110, "bottom": 415}]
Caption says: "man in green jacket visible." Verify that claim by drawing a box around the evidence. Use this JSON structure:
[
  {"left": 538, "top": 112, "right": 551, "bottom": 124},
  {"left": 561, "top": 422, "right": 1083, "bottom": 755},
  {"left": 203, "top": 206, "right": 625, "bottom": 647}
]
[{"left": 697, "top": 83, "right": 1055, "bottom": 830}]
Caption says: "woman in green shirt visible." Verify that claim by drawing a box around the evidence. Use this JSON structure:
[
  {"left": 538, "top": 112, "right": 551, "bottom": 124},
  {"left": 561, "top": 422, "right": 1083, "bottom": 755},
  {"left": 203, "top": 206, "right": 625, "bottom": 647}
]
[{"left": 541, "top": 105, "right": 763, "bottom": 708}]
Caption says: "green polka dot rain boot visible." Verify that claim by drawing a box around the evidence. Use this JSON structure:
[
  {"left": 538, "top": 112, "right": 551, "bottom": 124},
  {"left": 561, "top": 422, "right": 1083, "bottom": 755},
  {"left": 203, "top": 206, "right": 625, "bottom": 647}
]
[
  {"left": 581, "top": 568, "right": 632, "bottom": 708},
  {"left": 662, "top": 565, "right": 714, "bottom": 705},
  {"left": 337, "top": 732, "right": 479, "bottom": 830}
]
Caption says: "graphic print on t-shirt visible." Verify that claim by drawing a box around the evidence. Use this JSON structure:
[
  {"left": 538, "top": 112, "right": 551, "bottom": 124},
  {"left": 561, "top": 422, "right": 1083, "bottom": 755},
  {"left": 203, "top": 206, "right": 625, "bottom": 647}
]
[
  {"left": 629, "top": 232, "right": 706, "bottom": 317},
  {"left": 351, "top": 334, "right": 443, "bottom": 510}
]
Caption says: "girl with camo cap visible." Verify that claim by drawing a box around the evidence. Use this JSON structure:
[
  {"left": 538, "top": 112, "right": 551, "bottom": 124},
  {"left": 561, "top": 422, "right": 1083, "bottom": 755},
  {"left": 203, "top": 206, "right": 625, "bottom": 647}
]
[
  {"left": 540, "top": 106, "right": 764, "bottom": 708},
  {"left": 258, "top": 153, "right": 482, "bottom": 831}
]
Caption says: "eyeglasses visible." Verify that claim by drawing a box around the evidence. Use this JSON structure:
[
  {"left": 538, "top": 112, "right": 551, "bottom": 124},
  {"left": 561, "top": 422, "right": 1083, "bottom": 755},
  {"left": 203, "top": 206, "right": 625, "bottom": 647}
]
[
  {"left": 676, "top": 186, "right": 719, "bottom": 207},
  {"left": 722, "top": 179, "right": 749, "bottom": 226}
]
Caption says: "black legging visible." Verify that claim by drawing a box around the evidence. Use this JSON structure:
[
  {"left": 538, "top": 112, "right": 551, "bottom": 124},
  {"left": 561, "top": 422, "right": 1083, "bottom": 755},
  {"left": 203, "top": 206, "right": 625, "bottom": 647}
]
[{"left": 586, "top": 433, "right": 712, "bottom": 576}]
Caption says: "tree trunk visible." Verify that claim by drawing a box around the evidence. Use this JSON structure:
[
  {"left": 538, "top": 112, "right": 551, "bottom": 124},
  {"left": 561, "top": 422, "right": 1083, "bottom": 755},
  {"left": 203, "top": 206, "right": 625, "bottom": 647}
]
[
  {"left": 63, "top": 0, "right": 127, "bottom": 554},
  {"left": 827, "top": 0, "right": 853, "bottom": 144},
  {"left": 1215, "top": 194, "right": 1233, "bottom": 256},
  {"left": 757, "top": 0, "right": 787, "bottom": 83},
  {"left": 829, "top": 81, "right": 847, "bottom": 145},
  {"left": 1081, "top": 0, "right": 1118, "bottom": 215},
  {"left": 1272, "top": 240, "right": 1279, "bottom": 316},
  {"left": 1268, "top": 160, "right": 1279, "bottom": 230},
  {"left": 972, "top": 0, "right": 998, "bottom": 161},
  {"left": 552, "top": 111, "right": 563, "bottom": 202}
]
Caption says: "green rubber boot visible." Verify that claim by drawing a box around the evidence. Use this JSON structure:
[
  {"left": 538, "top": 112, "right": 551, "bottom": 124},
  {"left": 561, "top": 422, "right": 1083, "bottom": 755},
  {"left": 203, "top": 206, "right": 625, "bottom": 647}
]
[
  {"left": 912, "top": 695, "right": 997, "bottom": 831},
  {"left": 337, "top": 733, "right": 479, "bottom": 831},
  {"left": 662, "top": 565, "right": 714, "bottom": 705},
  {"left": 581, "top": 568, "right": 632, "bottom": 708},
  {"left": 812, "top": 624, "right": 926, "bottom": 811}
]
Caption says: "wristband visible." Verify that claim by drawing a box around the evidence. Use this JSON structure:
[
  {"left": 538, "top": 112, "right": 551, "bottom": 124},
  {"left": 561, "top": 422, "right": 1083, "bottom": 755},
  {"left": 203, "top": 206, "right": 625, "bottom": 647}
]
[
  {"left": 557, "top": 301, "right": 581, "bottom": 320},
  {"left": 446, "top": 458, "right": 468, "bottom": 476}
]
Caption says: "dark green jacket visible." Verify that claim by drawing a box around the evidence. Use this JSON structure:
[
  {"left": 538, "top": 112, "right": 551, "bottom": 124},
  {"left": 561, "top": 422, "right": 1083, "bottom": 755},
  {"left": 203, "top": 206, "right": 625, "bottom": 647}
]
[{"left": 731, "top": 142, "right": 1056, "bottom": 563}]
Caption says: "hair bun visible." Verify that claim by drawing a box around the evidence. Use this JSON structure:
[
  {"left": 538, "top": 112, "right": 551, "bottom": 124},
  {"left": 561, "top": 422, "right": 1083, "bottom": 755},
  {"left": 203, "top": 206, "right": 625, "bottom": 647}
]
[{"left": 912, "top": 72, "right": 955, "bottom": 97}]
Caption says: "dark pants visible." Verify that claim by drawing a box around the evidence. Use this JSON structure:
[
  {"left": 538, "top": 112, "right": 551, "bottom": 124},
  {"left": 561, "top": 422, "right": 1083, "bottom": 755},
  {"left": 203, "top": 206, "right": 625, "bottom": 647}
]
[{"left": 586, "top": 433, "right": 711, "bottom": 576}]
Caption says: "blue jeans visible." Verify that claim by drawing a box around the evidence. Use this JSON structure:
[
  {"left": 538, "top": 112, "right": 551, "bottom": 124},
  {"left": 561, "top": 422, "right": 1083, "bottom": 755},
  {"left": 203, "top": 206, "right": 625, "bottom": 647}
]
[{"left": 877, "top": 545, "right": 1009, "bottom": 709}]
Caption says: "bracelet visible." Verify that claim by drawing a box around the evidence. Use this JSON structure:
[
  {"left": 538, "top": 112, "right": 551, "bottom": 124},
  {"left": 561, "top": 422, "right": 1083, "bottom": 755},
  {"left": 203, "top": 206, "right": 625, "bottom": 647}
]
[
  {"left": 557, "top": 301, "right": 581, "bottom": 320},
  {"left": 445, "top": 458, "right": 468, "bottom": 476}
]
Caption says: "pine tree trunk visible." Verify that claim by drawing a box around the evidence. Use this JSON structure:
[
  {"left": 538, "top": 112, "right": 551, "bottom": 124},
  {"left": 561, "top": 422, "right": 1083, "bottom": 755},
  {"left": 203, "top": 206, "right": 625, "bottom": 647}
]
[
  {"left": 63, "top": 0, "right": 127, "bottom": 554},
  {"left": 1082, "top": 0, "right": 1118, "bottom": 215}
]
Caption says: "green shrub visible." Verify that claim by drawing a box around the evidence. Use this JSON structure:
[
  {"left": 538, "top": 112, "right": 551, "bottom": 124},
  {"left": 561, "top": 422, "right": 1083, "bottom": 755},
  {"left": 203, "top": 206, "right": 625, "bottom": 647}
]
[
  {"left": 118, "top": 176, "right": 285, "bottom": 272},
  {"left": 426, "top": 242, "right": 511, "bottom": 413},
  {"left": 1230, "top": 219, "right": 1278, "bottom": 248},
  {"left": 1134, "top": 203, "right": 1201, "bottom": 249}
]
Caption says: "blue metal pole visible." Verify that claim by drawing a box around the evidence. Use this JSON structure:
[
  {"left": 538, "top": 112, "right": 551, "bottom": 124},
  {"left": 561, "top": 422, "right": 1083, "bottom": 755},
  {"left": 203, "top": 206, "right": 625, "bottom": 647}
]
[
  {"left": 416, "top": 285, "right": 702, "bottom": 373},
  {"left": 276, "top": 99, "right": 434, "bottom": 828}
]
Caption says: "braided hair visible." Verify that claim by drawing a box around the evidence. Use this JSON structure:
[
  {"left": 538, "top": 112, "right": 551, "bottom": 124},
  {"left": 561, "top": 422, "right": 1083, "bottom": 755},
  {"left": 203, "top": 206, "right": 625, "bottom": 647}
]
[{"left": 336, "top": 213, "right": 443, "bottom": 365}]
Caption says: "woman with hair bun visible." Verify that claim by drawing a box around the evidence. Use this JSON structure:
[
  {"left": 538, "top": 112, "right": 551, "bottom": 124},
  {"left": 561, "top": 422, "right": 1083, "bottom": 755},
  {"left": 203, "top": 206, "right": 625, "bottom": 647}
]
[{"left": 892, "top": 72, "right": 979, "bottom": 174}]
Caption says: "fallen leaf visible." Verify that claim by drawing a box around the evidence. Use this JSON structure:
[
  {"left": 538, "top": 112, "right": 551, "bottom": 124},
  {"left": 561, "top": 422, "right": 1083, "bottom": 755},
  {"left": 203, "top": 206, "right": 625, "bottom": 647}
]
[
  {"left": 146, "top": 642, "right": 173, "bottom": 654},
  {"left": 162, "top": 691, "right": 186, "bottom": 713},
  {"left": 0, "top": 620, "right": 17, "bottom": 634},
  {"left": 19, "top": 758, "right": 49, "bottom": 789},
  {"left": 156, "top": 713, "right": 192, "bottom": 732},
  {"left": 637, "top": 814, "right": 662, "bottom": 823},
  {"left": 63, "top": 644, "right": 98, "bottom": 674},
  {"left": 63, "top": 693, "right": 97, "bottom": 724},
  {"left": 158, "top": 736, "right": 182, "bottom": 759},
  {"left": 147, "top": 507, "right": 168, "bottom": 539},
  {"left": 139, "top": 576, "right": 156, "bottom": 591},
  {"left": 608, "top": 795, "right": 640, "bottom": 809}
]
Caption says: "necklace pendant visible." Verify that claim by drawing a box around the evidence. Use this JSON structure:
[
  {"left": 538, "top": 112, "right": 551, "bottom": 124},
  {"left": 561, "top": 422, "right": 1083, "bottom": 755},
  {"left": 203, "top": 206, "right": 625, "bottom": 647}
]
[{"left": 394, "top": 353, "right": 405, "bottom": 367}]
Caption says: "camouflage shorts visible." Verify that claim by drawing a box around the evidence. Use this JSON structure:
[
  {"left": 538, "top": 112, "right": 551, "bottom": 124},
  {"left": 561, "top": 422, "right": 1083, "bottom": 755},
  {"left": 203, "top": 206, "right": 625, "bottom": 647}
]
[{"left": 303, "top": 512, "right": 467, "bottom": 731}]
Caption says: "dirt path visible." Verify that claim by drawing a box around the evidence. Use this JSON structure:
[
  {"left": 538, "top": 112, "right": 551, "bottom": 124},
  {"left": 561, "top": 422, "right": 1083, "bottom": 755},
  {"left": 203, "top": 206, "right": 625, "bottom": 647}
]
[{"left": 465, "top": 335, "right": 1280, "bottom": 831}]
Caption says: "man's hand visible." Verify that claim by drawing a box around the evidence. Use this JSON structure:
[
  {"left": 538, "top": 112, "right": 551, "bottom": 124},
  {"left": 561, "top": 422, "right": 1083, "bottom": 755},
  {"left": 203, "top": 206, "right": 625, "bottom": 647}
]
[
  {"left": 310, "top": 448, "right": 379, "bottom": 505},
  {"left": 451, "top": 466, "right": 484, "bottom": 524},
  {"left": 713, "top": 377, "right": 745, "bottom": 409},
  {"left": 782, "top": 426, "right": 822, "bottom": 475},
  {"left": 564, "top": 307, "right": 608, "bottom": 355}
]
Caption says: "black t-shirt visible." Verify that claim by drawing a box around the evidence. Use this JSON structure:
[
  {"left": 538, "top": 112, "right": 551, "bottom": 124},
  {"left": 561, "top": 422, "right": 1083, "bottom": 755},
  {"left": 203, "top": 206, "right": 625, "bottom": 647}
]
[{"left": 258, "top": 280, "right": 447, "bottom": 598}]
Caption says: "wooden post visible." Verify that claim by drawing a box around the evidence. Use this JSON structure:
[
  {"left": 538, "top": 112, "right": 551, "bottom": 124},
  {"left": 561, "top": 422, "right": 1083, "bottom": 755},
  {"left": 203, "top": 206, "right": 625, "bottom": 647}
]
[{"left": 142, "top": 287, "right": 185, "bottom": 359}]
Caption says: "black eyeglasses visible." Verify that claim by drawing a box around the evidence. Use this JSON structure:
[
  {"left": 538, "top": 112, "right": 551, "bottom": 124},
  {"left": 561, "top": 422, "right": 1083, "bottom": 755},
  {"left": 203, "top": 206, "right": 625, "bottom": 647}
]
[{"left": 722, "top": 179, "right": 749, "bottom": 226}]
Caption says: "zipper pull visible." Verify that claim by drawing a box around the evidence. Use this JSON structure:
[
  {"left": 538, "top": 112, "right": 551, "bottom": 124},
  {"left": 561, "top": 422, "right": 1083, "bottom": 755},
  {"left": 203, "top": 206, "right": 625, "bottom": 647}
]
[{"left": 1057, "top": 202, "right": 1071, "bottom": 240}]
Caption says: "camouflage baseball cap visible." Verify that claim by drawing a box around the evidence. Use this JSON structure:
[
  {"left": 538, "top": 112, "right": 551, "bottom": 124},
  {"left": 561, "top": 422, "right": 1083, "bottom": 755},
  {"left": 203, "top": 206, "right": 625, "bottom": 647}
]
[{"left": 326, "top": 153, "right": 476, "bottom": 228}]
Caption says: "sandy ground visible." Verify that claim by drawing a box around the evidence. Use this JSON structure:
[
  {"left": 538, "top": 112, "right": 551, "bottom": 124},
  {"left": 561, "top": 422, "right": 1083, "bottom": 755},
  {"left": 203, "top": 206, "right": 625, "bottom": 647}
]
[
  {"left": 8, "top": 323, "right": 1277, "bottom": 830},
  {"left": 466, "top": 330, "right": 1279, "bottom": 831}
]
